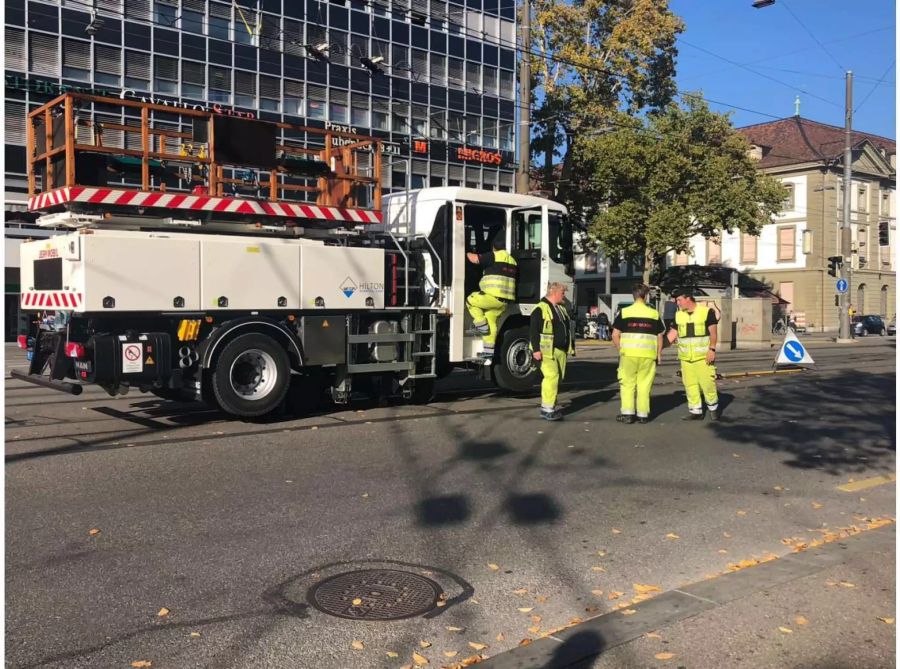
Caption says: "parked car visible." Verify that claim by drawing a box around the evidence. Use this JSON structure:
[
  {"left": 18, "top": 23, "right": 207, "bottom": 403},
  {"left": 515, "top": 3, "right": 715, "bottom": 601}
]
[
  {"left": 852, "top": 314, "right": 888, "bottom": 336},
  {"left": 888, "top": 320, "right": 896, "bottom": 336}
]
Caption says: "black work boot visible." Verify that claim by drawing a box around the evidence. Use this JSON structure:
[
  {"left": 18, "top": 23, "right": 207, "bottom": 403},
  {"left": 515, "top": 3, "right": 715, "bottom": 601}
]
[
  {"left": 682, "top": 413, "right": 703, "bottom": 421},
  {"left": 616, "top": 414, "right": 635, "bottom": 424},
  {"left": 637, "top": 416, "right": 650, "bottom": 424},
  {"left": 708, "top": 408, "right": 720, "bottom": 421}
]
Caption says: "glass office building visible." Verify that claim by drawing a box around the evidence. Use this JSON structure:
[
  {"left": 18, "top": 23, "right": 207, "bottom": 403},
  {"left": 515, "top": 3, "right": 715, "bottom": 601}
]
[{"left": 3, "top": 0, "right": 520, "bottom": 337}]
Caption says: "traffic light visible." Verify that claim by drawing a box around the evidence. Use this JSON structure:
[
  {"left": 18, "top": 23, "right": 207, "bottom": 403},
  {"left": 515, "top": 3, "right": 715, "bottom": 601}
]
[
  {"left": 879, "top": 221, "right": 890, "bottom": 246},
  {"left": 827, "top": 255, "right": 843, "bottom": 277}
]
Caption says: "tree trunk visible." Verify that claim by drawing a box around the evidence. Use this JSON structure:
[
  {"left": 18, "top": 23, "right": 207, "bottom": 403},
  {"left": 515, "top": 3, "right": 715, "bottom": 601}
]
[{"left": 642, "top": 247, "right": 654, "bottom": 284}]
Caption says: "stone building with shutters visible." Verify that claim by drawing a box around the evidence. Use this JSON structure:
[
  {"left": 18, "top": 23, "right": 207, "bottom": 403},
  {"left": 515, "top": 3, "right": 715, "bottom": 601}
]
[
  {"left": 666, "top": 116, "right": 895, "bottom": 333},
  {"left": 4, "top": 0, "right": 520, "bottom": 339}
]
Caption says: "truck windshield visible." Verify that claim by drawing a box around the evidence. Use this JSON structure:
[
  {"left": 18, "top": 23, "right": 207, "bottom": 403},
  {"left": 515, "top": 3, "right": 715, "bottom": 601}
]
[{"left": 548, "top": 211, "right": 573, "bottom": 266}]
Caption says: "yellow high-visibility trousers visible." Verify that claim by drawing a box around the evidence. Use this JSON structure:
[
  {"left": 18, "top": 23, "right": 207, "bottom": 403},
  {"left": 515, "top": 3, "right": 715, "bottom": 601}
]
[
  {"left": 540, "top": 348, "right": 568, "bottom": 410},
  {"left": 618, "top": 356, "right": 657, "bottom": 418},
  {"left": 680, "top": 359, "right": 719, "bottom": 414},
  {"left": 466, "top": 291, "right": 506, "bottom": 346}
]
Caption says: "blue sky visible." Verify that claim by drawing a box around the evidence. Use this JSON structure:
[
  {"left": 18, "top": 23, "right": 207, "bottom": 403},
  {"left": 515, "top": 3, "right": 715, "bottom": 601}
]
[{"left": 671, "top": 0, "right": 895, "bottom": 138}]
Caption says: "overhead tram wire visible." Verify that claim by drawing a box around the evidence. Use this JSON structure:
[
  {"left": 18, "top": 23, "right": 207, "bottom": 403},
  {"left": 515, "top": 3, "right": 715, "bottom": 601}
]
[
  {"left": 854, "top": 60, "right": 896, "bottom": 115},
  {"left": 779, "top": 0, "right": 846, "bottom": 74}
]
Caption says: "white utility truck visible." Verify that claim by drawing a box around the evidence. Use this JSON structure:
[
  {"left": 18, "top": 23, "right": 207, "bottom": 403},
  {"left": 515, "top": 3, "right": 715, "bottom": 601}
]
[{"left": 15, "top": 93, "right": 574, "bottom": 417}]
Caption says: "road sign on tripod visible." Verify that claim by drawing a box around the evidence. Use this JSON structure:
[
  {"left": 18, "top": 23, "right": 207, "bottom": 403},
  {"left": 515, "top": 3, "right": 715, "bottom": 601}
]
[{"left": 774, "top": 330, "right": 815, "bottom": 368}]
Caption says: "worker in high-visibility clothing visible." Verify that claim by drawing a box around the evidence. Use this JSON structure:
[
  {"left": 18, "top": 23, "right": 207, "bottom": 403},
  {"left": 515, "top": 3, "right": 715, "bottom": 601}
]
[
  {"left": 466, "top": 237, "right": 518, "bottom": 359},
  {"left": 530, "top": 282, "right": 574, "bottom": 421},
  {"left": 667, "top": 290, "right": 720, "bottom": 420},
  {"left": 611, "top": 283, "right": 665, "bottom": 424}
]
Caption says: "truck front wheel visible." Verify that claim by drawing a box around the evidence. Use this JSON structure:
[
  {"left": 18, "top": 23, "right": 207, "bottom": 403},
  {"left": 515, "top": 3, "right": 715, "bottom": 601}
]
[
  {"left": 492, "top": 325, "right": 539, "bottom": 393},
  {"left": 211, "top": 333, "right": 290, "bottom": 417}
]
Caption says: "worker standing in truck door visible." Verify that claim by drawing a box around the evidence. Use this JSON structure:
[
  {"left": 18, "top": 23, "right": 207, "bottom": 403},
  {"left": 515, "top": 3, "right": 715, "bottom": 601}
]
[
  {"left": 466, "top": 236, "right": 518, "bottom": 360},
  {"left": 530, "top": 282, "right": 574, "bottom": 421},
  {"left": 612, "top": 283, "right": 665, "bottom": 424},
  {"left": 667, "top": 290, "right": 720, "bottom": 421}
]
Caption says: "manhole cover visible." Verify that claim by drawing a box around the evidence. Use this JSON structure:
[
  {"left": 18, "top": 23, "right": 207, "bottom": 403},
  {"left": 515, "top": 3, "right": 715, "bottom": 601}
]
[{"left": 308, "top": 569, "right": 442, "bottom": 621}]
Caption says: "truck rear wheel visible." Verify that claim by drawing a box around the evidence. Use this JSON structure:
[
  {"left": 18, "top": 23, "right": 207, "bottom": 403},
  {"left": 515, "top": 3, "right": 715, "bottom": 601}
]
[
  {"left": 492, "top": 325, "right": 539, "bottom": 393},
  {"left": 211, "top": 333, "right": 290, "bottom": 417}
]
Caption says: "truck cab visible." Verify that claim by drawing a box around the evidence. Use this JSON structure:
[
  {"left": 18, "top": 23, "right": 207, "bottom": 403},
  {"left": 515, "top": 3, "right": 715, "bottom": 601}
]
[{"left": 381, "top": 187, "right": 574, "bottom": 391}]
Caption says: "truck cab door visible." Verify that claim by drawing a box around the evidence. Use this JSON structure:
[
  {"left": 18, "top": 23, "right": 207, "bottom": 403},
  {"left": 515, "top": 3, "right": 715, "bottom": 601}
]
[{"left": 510, "top": 206, "right": 545, "bottom": 304}]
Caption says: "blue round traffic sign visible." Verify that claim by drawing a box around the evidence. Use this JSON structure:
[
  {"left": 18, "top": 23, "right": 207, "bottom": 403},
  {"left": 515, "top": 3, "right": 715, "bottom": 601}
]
[
  {"left": 836, "top": 278, "right": 848, "bottom": 293},
  {"left": 783, "top": 340, "right": 805, "bottom": 363}
]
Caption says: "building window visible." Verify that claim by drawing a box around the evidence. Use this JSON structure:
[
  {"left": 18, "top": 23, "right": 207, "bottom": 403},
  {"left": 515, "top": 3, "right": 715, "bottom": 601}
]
[
  {"left": 6, "top": 28, "right": 26, "bottom": 72},
  {"left": 448, "top": 58, "right": 463, "bottom": 88},
  {"left": 499, "top": 69, "right": 514, "bottom": 99},
  {"left": 392, "top": 45, "right": 409, "bottom": 74},
  {"left": 429, "top": 110, "right": 446, "bottom": 140},
  {"left": 500, "top": 123, "right": 514, "bottom": 151},
  {"left": 329, "top": 90, "right": 348, "bottom": 123},
  {"left": 778, "top": 281, "right": 794, "bottom": 308},
  {"left": 124, "top": 51, "right": 150, "bottom": 90},
  {"left": 5, "top": 101, "right": 27, "bottom": 146},
  {"left": 351, "top": 94, "right": 369, "bottom": 127},
  {"left": 260, "top": 75, "right": 281, "bottom": 112},
  {"left": 430, "top": 54, "right": 446, "bottom": 84},
  {"left": 483, "top": 66, "right": 497, "bottom": 95},
  {"left": 154, "top": 0, "right": 177, "bottom": 25},
  {"left": 94, "top": 45, "right": 121, "bottom": 86},
  {"left": 483, "top": 118, "right": 497, "bottom": 149},
  {"left": 234, "top": 70, "right": 256, "bottom": 108},
  {"left": 153, "top": 56, "right": 178, "bottom": 94},
  {"left": 466, "top": 61, "right": 482, "bottom": 93},
  {"left": 777, "top": 226, "right": 795, "bottom": 262},
  {"left": 182, "top": 1, "right": 204, "bottom": 34},
  {"left": 465, "top": 116, "right": 480, "bottom": 145},
  {"left": 392, "top": 103, "right": 409, "bottom": 133},
  {"left": 584, "top": 252, "right": 597, "bottom": 274},
  {"left": 782, "top": 183, "right": 795, "bottom": 210},
  {"left": 62, "top": 39, "right": 91, "bottom": 81},
  {"left": 284, "top": 80, "right": 304, "bottom": 115},
  {"left": 29, "top": 34, "right": 59, "bottom": 77},
  {"left": 307, "top": 85, "right": 327, "bottom": 121},
  {"left": 411, "top": 105, "right": 429, "bottom": 139},
  {"left": 858, "top": 185, "right": 867, "bottom": 211},
  {"left": 740, "top": 232, "right": 757, "bottom": 264},
  {"left": 372, "top": 98, "right": 390, "bottom": 131},
  {"left": 181, "top": 61, "right": 206, "bottom": 99},
  {"left": 706, "top": 235, "right": 721, "bottom": 265},
  {"left": 881, "top": 285, "right": 889, "bottom": 316},
  {"left": 856, "top": 283, "right": 866, "bottom": 314},
  {"left": 447, "top": 112, "right": 464, "bottom": 142},
  {"left": 882, "top": 191, "right": 891, "bottom": 216},
  {"left": 674, "top": 251, "right": 689, "bottom": 266},
  {"left": 125, "top": 0, "right": 152, "bottom": 20},
  {"left": 208, "top": 66, "right": 232, "bottom": 103},
  {"left": 209, "top": 3, "right": 232, "bottom": 40}
]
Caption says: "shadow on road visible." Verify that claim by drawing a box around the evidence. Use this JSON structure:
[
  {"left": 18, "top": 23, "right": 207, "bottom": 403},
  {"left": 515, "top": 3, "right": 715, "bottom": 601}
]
[
  {"left": 544, "top": 629, "right": 607, "bottom": 668},
  {"left": 709, "top": 370, "right": 895, "bottom": 475}
]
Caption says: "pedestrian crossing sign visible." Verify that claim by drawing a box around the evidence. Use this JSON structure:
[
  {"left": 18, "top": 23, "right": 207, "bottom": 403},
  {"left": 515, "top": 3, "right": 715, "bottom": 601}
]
[{"left": 774, "top": 330, "right": 815, "bottom": 368}]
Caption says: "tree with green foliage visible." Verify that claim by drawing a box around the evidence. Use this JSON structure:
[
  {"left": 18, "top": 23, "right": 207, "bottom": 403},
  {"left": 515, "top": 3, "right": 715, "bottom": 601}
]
[{"left": 573, "top": 96, "right": 788, "bottom": 282}]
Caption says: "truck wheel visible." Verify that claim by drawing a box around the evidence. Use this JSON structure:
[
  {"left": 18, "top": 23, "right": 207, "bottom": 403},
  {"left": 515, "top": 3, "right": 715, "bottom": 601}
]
[
  {"left": 492, "top": 325, "right": 539, "bottom": 393},
  {"left": 211, "top": 333, "right": 290, "bottom": 417},
  {"left": 408, "top": 377, "right": 436, "bottom": 404}
]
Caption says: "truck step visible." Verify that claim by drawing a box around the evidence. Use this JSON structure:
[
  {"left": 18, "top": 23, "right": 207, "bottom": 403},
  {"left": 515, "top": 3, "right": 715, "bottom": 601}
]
[
  {"left": 412, "top": 351, "right": 434, "bottom": 357},
  {"left": 408, "top": 373, "right": 437, "bottom": 379}
]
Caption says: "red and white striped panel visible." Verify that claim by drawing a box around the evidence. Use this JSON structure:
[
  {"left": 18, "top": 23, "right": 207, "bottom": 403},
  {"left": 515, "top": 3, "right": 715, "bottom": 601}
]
[
  {"left": 28, "top": 187, "right": 384, "bottom": 224},
  {"left": 21, "top": 292, "right": 84, "bottom": 310}
]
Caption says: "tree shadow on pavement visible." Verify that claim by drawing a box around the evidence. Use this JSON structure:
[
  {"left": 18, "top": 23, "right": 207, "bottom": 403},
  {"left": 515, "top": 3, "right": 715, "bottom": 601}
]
[
  {"left": 544, "top": 629, "right": 607, "bottom": 668},
  {"left": 709, "top": 371, "right": 895, "bottom": 475}
]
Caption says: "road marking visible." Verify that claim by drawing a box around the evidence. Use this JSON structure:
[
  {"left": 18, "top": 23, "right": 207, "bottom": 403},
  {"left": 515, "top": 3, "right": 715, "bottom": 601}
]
[{"left": 837, "top": 473, "right": 896, "bottom": 492}]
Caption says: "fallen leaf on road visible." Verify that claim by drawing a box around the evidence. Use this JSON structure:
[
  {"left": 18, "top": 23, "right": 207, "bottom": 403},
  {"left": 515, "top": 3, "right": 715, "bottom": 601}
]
[
  {"left": 436, "top": 600, "right": 447, "bottom": 607},
  {"left": 517, "top": 607, "right": 534, "bottom": 613},
  {"left": 645, "top": 632, "right": 661, "bottom": 639},
  {"left": 352, "top": 598, "right": 363, "bottom": 605},
  {"left": 459, "top": 655, "right": 486, "bottom": 666},
  {"left": 611, "top": 528, "right": 622, "bottom": 534},
  {"left": 190, "top": 632, "right": 201, "bottom": 637},
  {"left": 718, "top": 549, "right": 728, "bottom": 554},
  {"left": 468, "top": 642, "right": 488, "bottom": 650},
  {"left": 591, "top": 566, "right": 606, "bottom": 572},
  {"left": 779, "top": 627, "right": 793, "bottom": 634},
  {"left": 569, "top": 617, "right": 584, "bottom": 625},
  {"left": 447, "top": 626, "right": 465, "bottom": 632},
  {"left": 400, "top": 665, "right": 413, "bottom": 669},
  {"left": 839, "top": 581, "right": 856, "bottom": 588},
  {"left": 773, "top": 486, "right": 783, "bottom": 491},
  {"left": 519, "top": 639, "right": 532, "bottom": 646},
  {"left": 528, "top": 626, "right": 541, "bottom": 634},
  {"left": 597, "top": 550, "right": 607, "bottom": 557},
  {"left": 419, "top": 640, "right": 432, "bottom": 648},
  {"left": 631, "top": 594, "right": 652, "bottom": 603},
  {"left": 131, "top": 663, "right": 152, "bottom": 668},
  {"left": 530, "top": 615, "right": 542, "bottom": 624},
  {"left": 732, "top": 453, "right": 741, "bottom": 458},
  {"left": 607, "top": 591, "right": 624, "bottom": 600},
  {"left": 471, "top": 598, "right": 480, "bottom": 604},
  {"left": 665, "top": 533, "right": 680, "bottom": 540},
  {"left": 444, "top": 651, "right": 459, "bottom": 658},
  {"left": 795, "top": 616, "right": 809, "bottom": 626},
  {"left": 591, "top": 589, "right": 604, "bottom": 597},
  {"left": 89, "top": 528, "right": 100, "bottom": 537},
  {"left": 654, "top": 652, "right": 674, "bottom": 660},
  {"left": 535, "top": 595, "right": 547, "bottom": 603},
  {"left": 877, "top": 617, "right": 895, "bottom": 624},
  {"left": 621, "top": 609, "right": 637, "bottom": 616},
  {"left": 723, "top": 532, "right": 732, "bottom": 538},
  {"left": 157, "top": 608, "right": 169, "bottom": 617},
  {"left": 412, "top": 651, "right": 429, "bottom": 665},
  {"left": 634, "top": 584, "right": 662, "bottom": 594},
  {"left": 386, "top": 651, "right": 399, "bottom": 658},
  {"left": 351, "top": 640, "right": 365, "bottom": 650},
  {"left": 812, "top": 502, "right": 823, "bottom": 509},
  {"left": 513, "top": 588, "right": 528, "bottom": 595},
  {"left": 496, "top": 633, "right": 505, "bottom": 641},
  {"left": 362, "top": 493, "right": 369, "bottom": 498},
  {"left": 736, "top": 510, "right": 747, "bottom": 516},
  {"left": 585, "top": 606, "right": 599, "bottom": 613},
  {"left": 487, "top": 563, "right": 500, "bottom": 571}
]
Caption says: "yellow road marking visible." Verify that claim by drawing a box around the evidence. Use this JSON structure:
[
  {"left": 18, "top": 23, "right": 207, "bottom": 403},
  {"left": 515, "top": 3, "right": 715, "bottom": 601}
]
[{"left": 837, "top": 474, "right": 897, "bottom": 492}]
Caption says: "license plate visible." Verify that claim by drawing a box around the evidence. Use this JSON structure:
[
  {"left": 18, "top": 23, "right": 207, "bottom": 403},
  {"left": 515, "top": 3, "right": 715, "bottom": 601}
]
[{"left": 74, "top": 360, "right": 92, "bottom": 372}]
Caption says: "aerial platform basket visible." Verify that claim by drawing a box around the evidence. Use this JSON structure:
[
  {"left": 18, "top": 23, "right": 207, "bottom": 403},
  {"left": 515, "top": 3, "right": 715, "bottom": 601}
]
[{"left": 26, "top": 93, "right": 384, "bottom": 227}]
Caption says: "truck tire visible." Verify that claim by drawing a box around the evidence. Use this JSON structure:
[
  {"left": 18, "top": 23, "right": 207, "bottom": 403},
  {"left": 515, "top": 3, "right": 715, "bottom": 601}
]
[
  {"left": 211, "top": 333, "right": 290, "bottom": 417},
  {"left": 408, "top": 377, "right": 436, "bottom": 404},
  {"left": 492, "top": 325, "right": 539, "bottom": 393}
]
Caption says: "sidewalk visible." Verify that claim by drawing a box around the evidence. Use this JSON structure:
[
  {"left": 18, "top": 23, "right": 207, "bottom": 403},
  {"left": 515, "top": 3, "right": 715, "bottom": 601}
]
[{"left": 478, "top": 524, "right": 896, "bottom": 669}]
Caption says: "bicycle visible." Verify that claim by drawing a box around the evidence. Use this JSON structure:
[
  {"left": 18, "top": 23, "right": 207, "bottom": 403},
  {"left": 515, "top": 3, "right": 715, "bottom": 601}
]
[{"left": 772, "top": 315, "right": 795, "bottom": 336}]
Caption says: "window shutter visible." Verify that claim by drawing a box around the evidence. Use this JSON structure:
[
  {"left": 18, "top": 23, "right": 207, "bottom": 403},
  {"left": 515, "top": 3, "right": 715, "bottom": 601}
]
[
  {"left": 95, "top": 45, "right": 121, "bottom": 75},
  {"left": 125, "top": 0, "right": 150, "bottom": 19},
  {"left": 430, "top": 54, "right": 445, "bottom": 82},
  {"left": 6, "top": 29, "right": 25, "bottom": 72},
  {"left": 284, "top": 80, "right": 303, "bottom": 98},
  {"left": 63, "top": 40, "right": 92, "bottom": 70},
  {"left": 29, "top": 34, "right": 59, "bottom": 77},
  {"left": 284, "top": 19, "right": 304, "bottom": 57},
  {"left": 182, "top": 61, "right": 205, "bottom": 85},
  {"left": 235, "top": 70, "right": 257, "bottom": 95},
  {"left": 125, "top": 51, "right": 150, "bottom": 79},
  {"left": 5, "top": 101, "right": 26, "bottom": 146},
  {"left": 209, "top": 66, "right": 232, "bottom": 92},
  {"left": 154, "top": 56, "right": 178, "bottom": 80},
  {"left": 260, "top": 75, "right": 280, "bottom": 99},
  {"left": 183, "top": 0, "right": 205, "bottom": 11},
  {"left": 412, "top": 50, "right": 428, "bottom": 78}
]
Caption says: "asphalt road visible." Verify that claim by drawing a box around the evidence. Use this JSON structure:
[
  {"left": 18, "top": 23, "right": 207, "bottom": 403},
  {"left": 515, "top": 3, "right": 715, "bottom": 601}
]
[{"left": 5, "top": 337, "right": 896, "bottom": 669}]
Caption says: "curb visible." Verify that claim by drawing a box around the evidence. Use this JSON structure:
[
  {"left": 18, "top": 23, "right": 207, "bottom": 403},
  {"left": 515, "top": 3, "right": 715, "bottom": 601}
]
[{"left": 474, "top": 522, "right": 895, "bottom": 669}]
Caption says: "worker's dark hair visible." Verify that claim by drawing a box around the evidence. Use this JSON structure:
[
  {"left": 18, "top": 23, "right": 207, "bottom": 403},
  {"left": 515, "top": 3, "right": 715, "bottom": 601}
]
[
  {"left": 632, "top": 283, "right": 650, "bottom": 300},
  {"left": 491, "top": 235, "right": 506, "bottom": 250},
  {"left": 674, "top": 289, "right": 696, "bottom": 302}
]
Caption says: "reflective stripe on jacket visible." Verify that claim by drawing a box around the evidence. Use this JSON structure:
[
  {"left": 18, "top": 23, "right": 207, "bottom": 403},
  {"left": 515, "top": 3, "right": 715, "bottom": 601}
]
[
  {"left": 534, "top": 301, "right": 574, "bottom": 356},
  {"left": 619, "top": 302, "right": 661, "bottom": 359},
  {"left": 675, "top": 306, "right": 711, "bottom": 362},
  {"left": 479, "top": 249, "right": 518, "bottom": 301}
]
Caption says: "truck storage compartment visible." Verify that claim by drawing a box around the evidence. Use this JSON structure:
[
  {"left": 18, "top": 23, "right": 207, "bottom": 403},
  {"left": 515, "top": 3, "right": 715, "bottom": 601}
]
[
  {"left": 299, "top": 245, "right": 385, "bottom": 310},
  {"left": 89, "top": 333, "right": 172, "bottom": 385}
]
